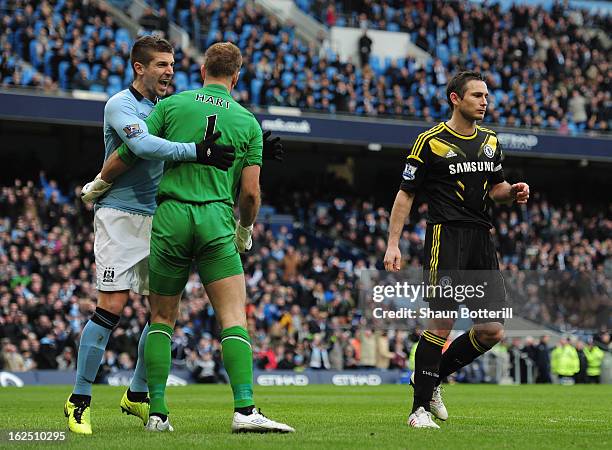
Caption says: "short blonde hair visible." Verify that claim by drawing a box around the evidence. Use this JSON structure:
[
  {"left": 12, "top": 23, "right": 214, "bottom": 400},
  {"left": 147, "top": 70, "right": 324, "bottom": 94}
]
[{"left": 203, "top": 42, "right": 243, "bottom": 78}]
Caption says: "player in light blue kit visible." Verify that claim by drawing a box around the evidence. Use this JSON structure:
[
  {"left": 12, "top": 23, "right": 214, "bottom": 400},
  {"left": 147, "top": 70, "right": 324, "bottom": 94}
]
[{"left": 65, "top": 36, "right": 235, "bottom": 435}]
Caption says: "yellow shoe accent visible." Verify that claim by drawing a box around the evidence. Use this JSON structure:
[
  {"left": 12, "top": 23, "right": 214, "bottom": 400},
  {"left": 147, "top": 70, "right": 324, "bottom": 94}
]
[
  {"left": 64, "top": 398, "right": 92, "bottom": 435},
  {"left": 120, "top": 391, "right": 150, "bottom": 426}
]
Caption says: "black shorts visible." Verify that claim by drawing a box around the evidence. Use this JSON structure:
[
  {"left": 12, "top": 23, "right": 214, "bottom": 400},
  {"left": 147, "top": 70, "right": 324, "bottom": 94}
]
[{"left": 423, "top": 222, "right": 506, "bottom": 323}]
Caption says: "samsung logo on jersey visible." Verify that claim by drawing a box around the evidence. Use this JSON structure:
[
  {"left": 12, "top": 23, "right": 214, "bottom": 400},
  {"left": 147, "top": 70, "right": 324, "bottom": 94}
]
[
  {"left": 449, "top": 161, "right": 495, "bottom": 174},
  {"left": 261, "top": 118, "right": 311, "bottom": 134}
]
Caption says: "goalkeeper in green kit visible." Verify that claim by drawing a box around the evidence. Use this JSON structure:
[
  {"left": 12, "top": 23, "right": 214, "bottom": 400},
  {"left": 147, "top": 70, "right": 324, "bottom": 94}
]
[{"left": 109, "top": 42, "right": 293, "bottom": 433}]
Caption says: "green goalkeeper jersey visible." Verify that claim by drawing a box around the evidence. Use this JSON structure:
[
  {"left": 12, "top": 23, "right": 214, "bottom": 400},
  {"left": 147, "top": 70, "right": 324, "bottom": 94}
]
[{"left": 139, "top": 83, "right": 262, "bottom": 205}]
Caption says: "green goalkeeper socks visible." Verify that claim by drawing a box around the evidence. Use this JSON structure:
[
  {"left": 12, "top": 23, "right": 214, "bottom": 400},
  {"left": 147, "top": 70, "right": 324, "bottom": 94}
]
[
  {"left": 145, "top": 323, "right": 174, "bottom": 415},
  {"left": 221, "top": 326, "right": 254, "bottom": 408}
]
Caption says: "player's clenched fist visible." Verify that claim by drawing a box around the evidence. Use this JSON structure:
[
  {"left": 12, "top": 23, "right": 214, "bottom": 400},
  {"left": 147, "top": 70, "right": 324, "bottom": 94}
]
[
  {"left": 234, "top": 223, "right": 253, "bottom": 253},
  {"left": 511, "top": 182, "right": 530, "bottom": 204},
  {"left": 81, "top": 173, "right": 112, "bottom": 203},
  {"left": 384, "top": 245, "right": 402, "bottom": 272}
]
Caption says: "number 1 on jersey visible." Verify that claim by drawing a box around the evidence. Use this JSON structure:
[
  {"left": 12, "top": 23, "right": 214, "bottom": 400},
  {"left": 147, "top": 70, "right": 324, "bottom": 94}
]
[{"left": 205, "top": 114, "right": 218, "bottom": 139}]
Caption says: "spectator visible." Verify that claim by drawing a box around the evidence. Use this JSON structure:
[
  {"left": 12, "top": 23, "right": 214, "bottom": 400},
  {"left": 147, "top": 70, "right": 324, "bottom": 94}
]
[
  {"left": 535, "top": 335, "right": 552, "bottom": 383},
  {"left": 56, "top": 347, "right": 76, "bottom": 370},
  {"left": 375, "top": 331, "right": 394, "bottom": 370},
  {"left": 584, "top": 338, "right": 605, "bottom": 383},
  {"left": 188, "top": 351, "right": 219, "bottom": 383},
  {"left": 359, "top": 329, "right": 376, "bottom": 369},
  {"left": 2, "top": 339, "right": 26, "bottom": 372},
  {"left": 574, "top": 340, "right": 588, "bottom": 383},
  {"left": 309, "top": 334, "right": 331, "bottom": 370},
  {"left": 139, "top": 7, "right": 160, "bottom": 33},
  {"left": 358, "top": 29, "right": 372, "bottom": 68},
  {"left": 72, "top": 68, "right": 93, "bottom": 91},
  {"left": 568, "top": 90, "right": 588, "bottom": 127},
  {"left": 551, "top": 337, "right": 580, "bottom": 383},
  {"left": 277, "top": 350, "right": 297, "bottom": 370}
]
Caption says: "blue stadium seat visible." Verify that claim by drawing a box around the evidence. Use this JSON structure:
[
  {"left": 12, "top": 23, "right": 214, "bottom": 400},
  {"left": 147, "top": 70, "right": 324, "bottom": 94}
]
[
  {"left": 190, "top": 72, "right": 202, "bottom": 85},
  {"left": 84, "top": 24, "right": 96, "bottom": 39},
  {"left": 77, "top": 63, "right": 90, "bottom": 79},
  {"left": 281, "top": 71, "right": 293, "bottom": 87},
  {"left": 106, "top": 84, "right": 121, "bottom": 97},
  {"left": 250, "top": 79, "right": 263, "bottom": 105},
  {"left": 174, "top": 71, "right": 189, "bottom": 92},
  {"left": 166, "top": 0, "right": 177, "bottom": 18},
  {"left": 326, "top": 66, "right": 337, "bottom": 79},
  {"left": 21, "top": 67, "right": 34, "bottom": 85},
  {"left": 124, "top": 65, "right": 133, "bottom": 81},
  {"left": 369, "top": 55, "right": 381, "bottom": 75},
  {"left": 449, "top": 36, "right": 460, "bottom": 54},
  {"left": 90, "top": 84, "right": 105, "bottom": 93},
  {"left": 95, "top": 46, "right": 108, "bottom": 59},
  {"left": 58, "top": 61, "right": 70, "bottom": 89},
  {"left": 111, "top": 56, "right": 124, "bottom": 71},
  {"left": 29, "top": 40, "right": 40, "bottom": 67},
  {"left": 178, "top": 10, "right": 191, "bottom": 30},
  {"left": 284, "top": 53, "right": 295, "bottom": 67},
  {"left": 436, "top": 44, "right": 450, "bottom": 65},
  {"left": 115, "top": 28, "right": 131, "bottom": 48}
]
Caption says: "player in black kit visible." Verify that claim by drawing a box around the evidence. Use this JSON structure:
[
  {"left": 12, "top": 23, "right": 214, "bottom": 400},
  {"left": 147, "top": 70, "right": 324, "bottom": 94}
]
[{"left": 384, "top": 71, "right": 529, "bottom": 429}]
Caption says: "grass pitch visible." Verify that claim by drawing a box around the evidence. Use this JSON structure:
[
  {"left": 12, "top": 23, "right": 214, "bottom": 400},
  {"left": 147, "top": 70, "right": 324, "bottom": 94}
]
[{"left": 1, "top": 384, "right": 611, "bottom": 449}]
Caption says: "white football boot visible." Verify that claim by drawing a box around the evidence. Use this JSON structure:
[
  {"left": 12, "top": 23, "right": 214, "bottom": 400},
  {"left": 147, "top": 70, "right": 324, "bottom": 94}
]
[
  {"left": 430, "top": 385, "right": 448, "bottom": 421},
  {"left": 411, "top": 373, "right": 448, "bottom": 421},
  {"left": 231, "top": 408, "right": 295, "bottom": 433},
  {"left": 408, "top": 407, "right": 440, "bottom": 429},
  {"left": 145, "top": 415, "right": 174, "bottom": 432}
]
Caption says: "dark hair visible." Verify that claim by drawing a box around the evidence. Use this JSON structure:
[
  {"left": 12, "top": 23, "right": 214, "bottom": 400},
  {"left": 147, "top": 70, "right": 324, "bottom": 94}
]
[
  {"left": 130, "top": 35, "right": 174, "bottom": 73},
  {"left": 203, "top": 42, "right": 243, "bottom": 78},
  {"left": 446, "top": 71, "right": 486, "bottom": 107}
]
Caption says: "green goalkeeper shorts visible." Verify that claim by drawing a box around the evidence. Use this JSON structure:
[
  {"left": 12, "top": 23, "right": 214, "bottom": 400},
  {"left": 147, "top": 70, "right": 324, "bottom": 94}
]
[{"left": 149, "top": 199, "right": 244, "bottom": 295}]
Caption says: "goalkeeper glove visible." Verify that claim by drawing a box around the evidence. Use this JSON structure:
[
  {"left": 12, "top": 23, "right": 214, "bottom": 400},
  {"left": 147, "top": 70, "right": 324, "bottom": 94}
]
[
  {"left": 262, "top": 130, "right": 284, "bottom": 162},
  {"left": 196, "top": 131, "right": 235, "bottom": 170},
  {"left": 81, "top": 173, "right": 112, "bottom": 203},
  {"left": 234, "top": 223, "right": 253, "bottom": 253}
]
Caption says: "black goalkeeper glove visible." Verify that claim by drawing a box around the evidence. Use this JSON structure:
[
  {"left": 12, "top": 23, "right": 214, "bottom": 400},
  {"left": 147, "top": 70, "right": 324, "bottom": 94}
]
[
  {"left": 262, "top": 130, "right": 284, "bottom": 162},
  {"left": 196, "top": 131, "right": 235, "bottom": 171}
]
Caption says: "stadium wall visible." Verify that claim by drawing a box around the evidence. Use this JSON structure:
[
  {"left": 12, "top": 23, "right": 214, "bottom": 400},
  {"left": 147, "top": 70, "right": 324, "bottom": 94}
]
[
  {"left": 1, "top": 91, "right": 610, "bottom": 162},
  {"left": 0, "top": 370, "right": 407, "bottom": 387}
]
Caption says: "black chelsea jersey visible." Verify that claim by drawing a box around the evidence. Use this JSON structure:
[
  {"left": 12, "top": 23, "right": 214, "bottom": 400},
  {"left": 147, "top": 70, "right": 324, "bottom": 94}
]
[{"left": 399, "top": 122, "right": 505, "bottom": 229}]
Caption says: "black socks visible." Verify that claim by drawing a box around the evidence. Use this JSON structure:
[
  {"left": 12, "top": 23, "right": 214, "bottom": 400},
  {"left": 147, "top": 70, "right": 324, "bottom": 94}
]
[{"left": 412, "top": 331, "right": 447, "bottom": 413}]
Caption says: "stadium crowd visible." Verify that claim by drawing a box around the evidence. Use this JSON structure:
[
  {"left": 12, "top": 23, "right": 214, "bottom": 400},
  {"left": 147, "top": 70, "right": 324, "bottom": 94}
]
[
  {"left": 1, "top": 0, "right": 610, "bottom": 134},
  {"left": 0, "top": 176, "right": 609, "bottom": 383},
  {"left": 276, "top": 180, "right": 611, "bottom": 332}
]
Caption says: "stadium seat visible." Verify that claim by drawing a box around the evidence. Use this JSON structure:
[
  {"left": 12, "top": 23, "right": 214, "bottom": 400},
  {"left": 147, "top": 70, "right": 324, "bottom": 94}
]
[
  {"left": 173, "top": 71, "right": 189, "bottom": 92},
  {"left": 250, "top": 79, "right": 263, "bottom": 105},
  {"left": 115, "top": 28, "right": 131, "bottom": 48},
  {"left": 90, "top": 84, "right": 105, "bottom": 93},
  {"left": 436, "top": 44, "right": 450, "bottom": 65}
]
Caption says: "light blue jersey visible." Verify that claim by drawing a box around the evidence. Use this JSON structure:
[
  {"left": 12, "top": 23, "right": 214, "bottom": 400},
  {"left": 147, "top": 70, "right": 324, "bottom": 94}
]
[{"left": 97, "top": 86, "right": 197, "bottom": 215}]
